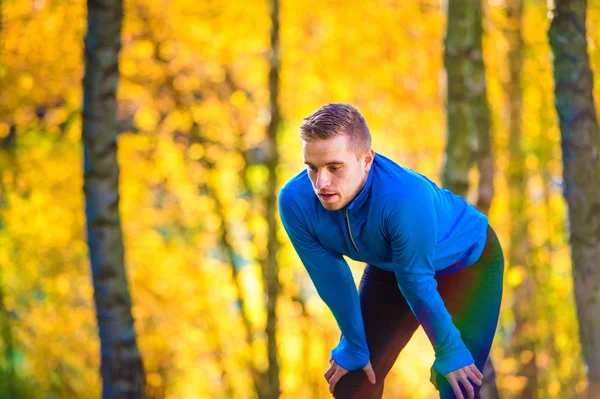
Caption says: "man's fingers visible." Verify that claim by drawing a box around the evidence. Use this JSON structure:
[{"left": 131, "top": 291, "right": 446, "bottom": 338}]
[
  {"left": 328, "top": 369, "right": 345, "bottom": 394},
  {"left": 460, "top": 376, "right": 475, "bottom": 399},
  {"left": 324, "top": 362, "right": 336, "bottom": 382},
  {"left": 363, "top": 362, "right": 376, "bottom": 384},
  {"left": 448, "top": 377, "right": 464, "bottom": 399},
  {"left": 466, "top": 368, "right": 482, "bottom": 386},
  {"left": 471, "top": 364, "right": 484, "bottom": 380}
]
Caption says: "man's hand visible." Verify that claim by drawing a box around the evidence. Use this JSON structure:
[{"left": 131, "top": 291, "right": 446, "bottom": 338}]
[
  {"left": 324, "top": 357, "right": 376, "bottom": 395},
  {"left": 445, "top": 363, "right": 483, "bottom": 399}
]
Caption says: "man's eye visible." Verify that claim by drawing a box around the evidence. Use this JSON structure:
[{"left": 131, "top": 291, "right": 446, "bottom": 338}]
[
  {"left": 329, "top": 166, "right": 340, "bottom": 172},
  {"left": 307, "top": 166, "right": 317, "bottom": 172}
]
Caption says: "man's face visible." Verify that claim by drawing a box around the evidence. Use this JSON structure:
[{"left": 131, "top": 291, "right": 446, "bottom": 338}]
[{"left": 303, "top": 135, "right": 374, "bottom": 211}]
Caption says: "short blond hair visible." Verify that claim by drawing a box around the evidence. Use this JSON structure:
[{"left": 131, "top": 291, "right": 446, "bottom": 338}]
[{"left": 299, "top": 103, "right": 371, "bottom": 153}]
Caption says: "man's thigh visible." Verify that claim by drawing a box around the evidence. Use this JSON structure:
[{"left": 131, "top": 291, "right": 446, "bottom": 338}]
[
  {"left": 334, "top": 265, "right": 419, "bottom": 399},
  {"left": 433, "top": 226, "right": 505, "bottom": 399}
]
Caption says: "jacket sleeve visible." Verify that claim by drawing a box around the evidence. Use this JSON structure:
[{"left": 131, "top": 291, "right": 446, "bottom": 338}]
[
  {"left": 384, "top": 191, "right": 474, "bottom": 376},
  {"left": 278, "top": 188, "right": 370, "bottom": 370}
]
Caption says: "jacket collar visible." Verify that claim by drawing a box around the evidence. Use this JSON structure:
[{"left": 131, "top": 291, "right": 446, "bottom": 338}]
[{"left": 343, "top": 154, "right": 376, "bottom": 213}]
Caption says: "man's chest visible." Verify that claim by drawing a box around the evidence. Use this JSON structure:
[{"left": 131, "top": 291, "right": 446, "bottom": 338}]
[{"left": 312, "top": 209, "right": 393, "bottom": 264}]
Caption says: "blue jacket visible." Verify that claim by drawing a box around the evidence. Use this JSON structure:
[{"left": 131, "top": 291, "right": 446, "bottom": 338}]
[{"left": 278, "top": 153, "right": 489, "bottom": 376}]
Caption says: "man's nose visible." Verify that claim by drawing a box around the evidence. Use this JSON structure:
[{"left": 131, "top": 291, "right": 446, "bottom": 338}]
[{"left": 316, "top": 171, "right": 331, "bottom": 189}]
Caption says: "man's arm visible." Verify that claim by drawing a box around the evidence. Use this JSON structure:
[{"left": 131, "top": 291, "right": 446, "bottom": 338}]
[
  {"left": 384, "top": 190, "right": 474, "bottom": 376},
  {"left": 279, "top": 188, "right": 370, "bottom": 370}
]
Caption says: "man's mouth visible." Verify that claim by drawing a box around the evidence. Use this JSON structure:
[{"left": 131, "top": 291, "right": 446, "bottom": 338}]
[{"left": 318, "top": 193, "right": 337, "bottom": 201}]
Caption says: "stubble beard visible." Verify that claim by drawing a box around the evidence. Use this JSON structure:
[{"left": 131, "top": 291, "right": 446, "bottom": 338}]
[
  {"left": 316, "top": 174, "right": 367, "bottom": 211},
  {"left": 318, "top": 193, "right": 349, "bottom": 211},
  {"left": 320, "top": 200, "right": 341, "bottom": 211}
]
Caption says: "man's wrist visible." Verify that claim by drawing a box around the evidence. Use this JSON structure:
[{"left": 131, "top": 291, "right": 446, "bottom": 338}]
[
  {"left": 331, "top": 338, "right": 370, "bottom": 371},
  {"left": 432, "top": 345, "right": 474, "bottom": 376}
]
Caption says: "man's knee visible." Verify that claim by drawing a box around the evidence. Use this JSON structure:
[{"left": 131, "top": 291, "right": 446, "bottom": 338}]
[{"left": 333, "top": 370, "right": 384, "bottom": 399}]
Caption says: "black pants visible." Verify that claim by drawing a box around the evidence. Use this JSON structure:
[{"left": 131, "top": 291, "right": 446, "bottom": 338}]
[{"left": 333, "top": 225, "right": 504, "bottom": 399}]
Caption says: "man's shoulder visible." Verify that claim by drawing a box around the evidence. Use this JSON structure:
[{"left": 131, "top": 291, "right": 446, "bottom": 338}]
[
  {"left": 372, "top": 155, "right": 434, "bottom": 202},
  {"left": 279, "top": 169, "right": 315, "bottom": 206}
]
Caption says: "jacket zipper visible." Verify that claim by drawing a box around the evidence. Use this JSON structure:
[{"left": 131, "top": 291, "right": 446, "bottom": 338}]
[{"left": 344, "top": 209, "right": 360, "bottom": 253}]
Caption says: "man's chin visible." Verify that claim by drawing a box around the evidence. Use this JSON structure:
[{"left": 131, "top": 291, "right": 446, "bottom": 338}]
[{"left": 319, "top": 200, "right": 343, "bottom": 211}]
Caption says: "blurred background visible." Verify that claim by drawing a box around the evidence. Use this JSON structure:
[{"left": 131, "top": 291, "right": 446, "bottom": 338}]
[{"left": 0, "top": 0, "right": 599, "bottom": 398}]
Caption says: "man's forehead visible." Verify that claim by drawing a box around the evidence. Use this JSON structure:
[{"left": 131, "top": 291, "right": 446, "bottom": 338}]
[
  {"left": 303, "top": 136, "right": 350, "bottom": 153},
  {"left": 303, "top": 145, "right": 350, "bottom": 164}
]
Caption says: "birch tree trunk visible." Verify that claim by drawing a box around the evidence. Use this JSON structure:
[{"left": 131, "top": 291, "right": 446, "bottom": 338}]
[
  {"left": 548, "top": 1, "right": 600, "bottom": 397},
  {"left": 444, "top": 1, "right": 499, "bottom": 397},
  {"left": 264, "top": 0, "right": 282, "bottom": 397},
  {"left": 443, "top": 0, "right": 491, "bottom": 201},
  {"left": 82, "top": 0, "right": 145, "bottom": 396},
  {"left": 504, "top": 0, "right": 540, "bottom": 397}
]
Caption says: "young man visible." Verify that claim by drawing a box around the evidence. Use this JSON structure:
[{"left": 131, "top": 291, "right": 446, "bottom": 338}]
[{"left": 278, "top": 103, "right": 504, "bottom": 399}]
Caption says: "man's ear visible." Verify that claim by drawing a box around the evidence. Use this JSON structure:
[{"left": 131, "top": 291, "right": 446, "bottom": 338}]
[{"left": 364, "top": 149, "right": 375, "bottom": 171}]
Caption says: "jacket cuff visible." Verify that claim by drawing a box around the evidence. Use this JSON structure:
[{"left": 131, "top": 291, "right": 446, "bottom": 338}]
[
  {"left": 432, "top": 345, "right": 475, "bottom": 376},
  {"left": 331, "top": 337, "right": 370, "bottom": 371}
]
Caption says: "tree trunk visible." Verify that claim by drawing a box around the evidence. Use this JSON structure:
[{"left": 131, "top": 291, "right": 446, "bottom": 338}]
[
  {"left": 548, "top": 1, "right": 600, "bottom": 398},
  {"left": 444, "top": 1, "right": 499, "bottom": 397},
  {"left": 82, "top": 0, "right": 145, "bottom": 397},
  {"left": 264, "top": 0, "right": 282, "bottom": 397},
  {"left": 443, "top": 0, "right": 490, "bottom": 199},
  {"left": 504, "top": 1, "right": 540, "bottom": 398},
  {"left": 474, "top": 40, "right": 494, "bottom": 216}
]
